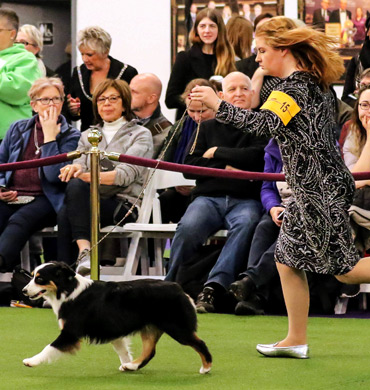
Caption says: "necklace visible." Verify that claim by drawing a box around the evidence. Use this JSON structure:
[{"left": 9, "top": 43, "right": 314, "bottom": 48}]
[
  {"left": 34, "top": 125, "right": 41, "bottom": 155},
  {"left": 77, "top": 63, "right": 128, "bottom": 102}
]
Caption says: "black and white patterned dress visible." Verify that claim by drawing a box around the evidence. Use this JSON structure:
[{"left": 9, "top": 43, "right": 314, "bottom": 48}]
[{"left": 216, "top": 71, "right": 360, "bottom": 275}]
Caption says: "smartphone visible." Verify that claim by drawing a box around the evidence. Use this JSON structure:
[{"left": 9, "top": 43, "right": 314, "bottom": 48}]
[{"left": 277, "top": 209, "right": 285, "bottom": 221}]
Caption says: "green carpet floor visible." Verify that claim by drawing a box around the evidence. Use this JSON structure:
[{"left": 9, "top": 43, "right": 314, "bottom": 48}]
[{"left": 1, "top": 307, "right": 370, "bottom": 390}]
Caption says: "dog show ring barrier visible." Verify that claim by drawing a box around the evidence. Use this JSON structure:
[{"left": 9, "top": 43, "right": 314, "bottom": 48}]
[{"left": 1, "top": 125, "right": 370, "bottom": 284}]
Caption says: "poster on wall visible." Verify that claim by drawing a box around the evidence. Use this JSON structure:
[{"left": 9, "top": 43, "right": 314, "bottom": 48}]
[
  {"left": 305, "top": 0, "right": 368, "bottom": 47},
  {"left": 39, "top": 23, "right": 54, "bottom": 45}
]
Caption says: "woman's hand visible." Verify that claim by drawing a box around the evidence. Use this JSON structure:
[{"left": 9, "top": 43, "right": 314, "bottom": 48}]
[
  {"left": 40, "top": 106, "right": 61, "bottom": 143},
  {"left": 59, "top": 164, "right": 83, "bottom": 182},
  {"left": 190, "top": 86, "right": 221, "bottom": 111},
  {"left": 270, "top": 206, "right": 285, "bottom": 227},
  {"left": 361, "top": 115, "right": 370, "bottom": 138},
  {"left": 0, "top": 189, "right": 18, "bottom": 202},
  {"left": 203, "top": 146, "right": 218, "bottom": 158},
  {"left": 67, "top": 94, "right": 81, "bottom": 116}
]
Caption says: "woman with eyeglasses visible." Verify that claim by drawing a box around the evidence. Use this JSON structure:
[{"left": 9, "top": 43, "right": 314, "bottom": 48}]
[
  {"left": 340, "top": 86, "right": 370, "bottom": 298},
  {"left": 343, "top": 86, "right": 370, "bottom": 174},
  {"left": 58, "top": 79, "right": 153, "bottom": 275},
  {"left": 67, "top": 26, "right": 138, "bottom": 132},
  {"left": 0, "top": 77, "right": 80, "bottom": 273},
  {"left": 16, "top": 24, "right": 54, "bottom": 77}
]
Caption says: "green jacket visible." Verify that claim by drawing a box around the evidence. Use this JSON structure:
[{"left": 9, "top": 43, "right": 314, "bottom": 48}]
[{"left": 0, "top": 45, "right": 41, "bottom": 139}]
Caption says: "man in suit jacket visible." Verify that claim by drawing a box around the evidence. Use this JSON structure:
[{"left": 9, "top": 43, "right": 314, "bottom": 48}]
[
  {"left": 312, "top": 0, "right": 331, "bottom": 30},
  {"left": 329, "top": 0, "right": 352, "bottom": 30}
]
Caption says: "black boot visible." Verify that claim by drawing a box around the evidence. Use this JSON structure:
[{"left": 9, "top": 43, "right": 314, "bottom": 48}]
[{"left": 229, "top": 275, "right": 256, "bottom": 302}]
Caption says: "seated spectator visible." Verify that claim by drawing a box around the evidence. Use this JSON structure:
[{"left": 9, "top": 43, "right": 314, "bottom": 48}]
[
  {"left": 165, "top": 7, "right": 235, "bottom": 120},
  {"left": 342, "top": 16, "right": 370, "bottom": 108},
  {"left": 229, "top": 138, "right": 288, "bottom": 315},
  {"left": 165, "top": 72, "right": 268, "bottom": 313},
  {"left": 67, "top": 26, "right": 138, "bottom": 131},
  {"left": 16, "top": 24, "right": 54, "bottom": 77},
  {"left": 159, "top": 78, "right": 216, "bottom": 223},
  {"left": 340, "top": 86, "right": 370, "bottom": 298},
  {"left": 0, "top": 8, "right": 41, "bottom": 140},
  {"left": 129, "top": 73, "right": 172, "bottom": 157},
  {"left": 339, "top": 68, "right": 370, "bottom": 151},
  {"left": 0, "top": 77, "right": 80, "bottom": 273},
  {"left": 58, "top": 79, "right": 153, "bottom": 275}
]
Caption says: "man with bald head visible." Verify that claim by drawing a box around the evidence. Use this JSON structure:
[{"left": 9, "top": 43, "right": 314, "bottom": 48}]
[
  {"left": 165, "top": 71, "right": 268, "bottom": 313},
  {"left": 130, "top": 73, "right": 172, "bottom": 157}
]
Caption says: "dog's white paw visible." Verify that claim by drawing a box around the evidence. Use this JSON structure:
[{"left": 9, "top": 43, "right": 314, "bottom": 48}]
[
  {"left": 119, "top": 362, "right": 139, "bottom": 371},
  {"left": 199, "top": 365, "right": 211, "bottom": 374},
  {"left": 23, "top": 357, "right": 39, "bottom": 367}
]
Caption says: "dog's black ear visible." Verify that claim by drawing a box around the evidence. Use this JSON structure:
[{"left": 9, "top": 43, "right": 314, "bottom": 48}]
[
  {"left": 54, "top": 262, "right": 76, "bottom": 280},
  {"left": 53, "top": 262, "right": 78, "bottom": 298}
]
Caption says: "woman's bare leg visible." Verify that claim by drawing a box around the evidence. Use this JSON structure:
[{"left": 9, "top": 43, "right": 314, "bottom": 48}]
[
  {"left": 276, "top": 263, "right": 309, "bottom": 346},
  {"left": 336, "top": 257, "right": 370, "bottom": 284}
]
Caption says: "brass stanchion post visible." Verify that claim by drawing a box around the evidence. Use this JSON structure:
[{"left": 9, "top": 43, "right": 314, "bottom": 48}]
[{"left": 87, "top": 128, "right": 102, "bottom": 281}]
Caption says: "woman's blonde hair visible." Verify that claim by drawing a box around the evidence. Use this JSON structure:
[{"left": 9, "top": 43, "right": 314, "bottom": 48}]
[
  {"left": 256, "top": 16, "right": 345, "bottom": 90},
  {"left": 28, "top": 77, "right": 65, "bottom": 101},
  {"left": 226, "top": 16, "right": 253, "bottom": 59},
  {"left": 189, "top": 8, "right": 236, "bottom": 76},
  {"left": 18, "top": 24, "right": 43, "bottom": 57},
  {"left": 92, "top": 79, "right": 134, "bottom": 124},
  {"left": 77, "top": 26, "right": 112, "bottom": 55}
]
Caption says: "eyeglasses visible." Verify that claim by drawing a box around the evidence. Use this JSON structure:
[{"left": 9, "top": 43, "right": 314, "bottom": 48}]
[
  {"left": 359, "top": 102, "right": 370, "bottom": 110},
  {"left": 35, "top": 97, "right": 64, "bottom": 105},
  {"left": 97, "top": 95, "right": 121, "bottom": 104},
  {"left": 15, "top": 40, "right": 38, "bottom": 47}
]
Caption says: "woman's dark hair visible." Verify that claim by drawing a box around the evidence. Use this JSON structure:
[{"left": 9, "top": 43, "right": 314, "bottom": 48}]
[{"left": 92, "top": 79, "right": 134, "bottom": 124}]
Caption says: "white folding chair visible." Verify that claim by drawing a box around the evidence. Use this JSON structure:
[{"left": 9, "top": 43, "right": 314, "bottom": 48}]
[{"left": 102, "top": 169, "right": 227, "bottom": 281}]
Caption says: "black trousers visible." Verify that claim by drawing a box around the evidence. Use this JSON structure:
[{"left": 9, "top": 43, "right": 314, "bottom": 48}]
[
  {"left": 57, "top": 178, "right": 136, "bottom": 263},
  {"left": 0, "top": 195, "right": 56, "bottom": 271}
]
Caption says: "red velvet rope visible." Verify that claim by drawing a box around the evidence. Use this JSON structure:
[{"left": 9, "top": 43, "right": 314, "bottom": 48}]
[
  {"left": 118, "top": 154, "right": 370, "bottom": 182},
  {"left": 0, "top": 152, "right": 368, "bottom": 182},
  {"left": 0, "top": 153, "right": 70, "bottom": 172}
]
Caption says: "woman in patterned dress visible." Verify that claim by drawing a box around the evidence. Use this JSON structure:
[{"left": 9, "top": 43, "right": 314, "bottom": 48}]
[{"left": 190, "top": 17, "right": 370, "bottom": 358}]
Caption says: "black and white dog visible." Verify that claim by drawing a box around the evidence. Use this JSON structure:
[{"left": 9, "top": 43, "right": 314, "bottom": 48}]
[{"left": 22, "top": 262, "right": 212, "bottom": 374}]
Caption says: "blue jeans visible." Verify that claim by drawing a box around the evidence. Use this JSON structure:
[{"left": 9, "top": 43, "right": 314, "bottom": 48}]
[{"left": 165, "top": 196, "right": 262, "bottom": 289}]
